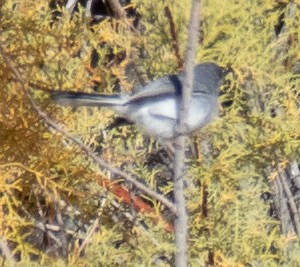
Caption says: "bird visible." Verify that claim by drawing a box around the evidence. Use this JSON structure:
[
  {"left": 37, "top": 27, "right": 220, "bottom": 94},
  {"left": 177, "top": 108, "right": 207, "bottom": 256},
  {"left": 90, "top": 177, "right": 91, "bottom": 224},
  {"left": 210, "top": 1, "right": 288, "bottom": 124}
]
[{"left": 51, "top": 63, "right": 227, "bottom": 139}]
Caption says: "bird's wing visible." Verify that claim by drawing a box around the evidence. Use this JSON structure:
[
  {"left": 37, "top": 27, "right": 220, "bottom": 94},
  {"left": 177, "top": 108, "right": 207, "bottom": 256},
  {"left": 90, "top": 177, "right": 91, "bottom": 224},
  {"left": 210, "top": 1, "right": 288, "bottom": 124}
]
[{"left": 128, "top": 74, "right": 183, "bottom": 103}]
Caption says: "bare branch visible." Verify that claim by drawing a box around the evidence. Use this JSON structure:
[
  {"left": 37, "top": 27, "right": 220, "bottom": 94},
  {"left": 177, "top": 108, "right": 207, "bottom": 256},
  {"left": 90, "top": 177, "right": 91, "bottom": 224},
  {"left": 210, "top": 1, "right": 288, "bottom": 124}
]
[
  {"left": 30, "top": 98, "right": 176, "bottom": 213},
  {"left": 164, "top": 6, "right": 184, "bottom": 69},
  {"left": 173, "top": 0, "right": 201, "bottom": 266},
  {"left": 76, "top": 218, "right": 99, "bottom": 257}
]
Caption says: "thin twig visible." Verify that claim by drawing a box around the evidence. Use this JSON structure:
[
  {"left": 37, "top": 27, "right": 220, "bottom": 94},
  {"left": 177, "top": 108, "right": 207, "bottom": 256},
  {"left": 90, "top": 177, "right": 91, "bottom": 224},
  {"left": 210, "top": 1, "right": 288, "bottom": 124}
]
[
  {"left": 173, "top": 0, "right": 201, "bottom": 266},
  {"left": 164, "top": 6, "right": 184, "bottom": 69},
  {"left": 76, "top": 218, "right": 99, "bottom": 257},
  {"left": 30, "top": 99, "right": 176, "bottom": 213}
]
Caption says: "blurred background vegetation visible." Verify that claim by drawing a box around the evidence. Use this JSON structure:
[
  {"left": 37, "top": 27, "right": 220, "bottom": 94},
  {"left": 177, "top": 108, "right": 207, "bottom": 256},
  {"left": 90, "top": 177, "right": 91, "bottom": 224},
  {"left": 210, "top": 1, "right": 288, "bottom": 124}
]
[{"left": 0, "top": 0, "right": 299, "bottom": 266}]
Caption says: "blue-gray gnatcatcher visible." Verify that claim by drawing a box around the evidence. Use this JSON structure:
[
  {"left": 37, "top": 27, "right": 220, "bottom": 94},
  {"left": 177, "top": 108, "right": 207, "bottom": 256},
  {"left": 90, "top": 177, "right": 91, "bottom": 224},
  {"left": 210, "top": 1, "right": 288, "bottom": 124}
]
[{"left": 52, "top": 63, "right": 227, "bottom": 139}]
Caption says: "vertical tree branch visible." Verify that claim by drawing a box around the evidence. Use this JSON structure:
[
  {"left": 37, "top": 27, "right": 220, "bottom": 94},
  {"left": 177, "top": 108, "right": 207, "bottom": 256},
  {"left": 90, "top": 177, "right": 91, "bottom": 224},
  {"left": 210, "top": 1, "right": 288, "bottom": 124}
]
[
  {"left": 173, "top": 0, "right": 201, "bottom": 266},
  {"left": 164, "top": 6, "right": 184, "bottom": 69}
]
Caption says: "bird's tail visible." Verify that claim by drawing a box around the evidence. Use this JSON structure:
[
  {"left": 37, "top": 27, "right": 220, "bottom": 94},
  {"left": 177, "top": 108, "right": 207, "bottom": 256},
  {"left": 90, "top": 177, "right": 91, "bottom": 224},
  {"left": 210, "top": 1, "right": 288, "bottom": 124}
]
[{"left": 51, "top": 91, "right": 126, "bottom": 107}]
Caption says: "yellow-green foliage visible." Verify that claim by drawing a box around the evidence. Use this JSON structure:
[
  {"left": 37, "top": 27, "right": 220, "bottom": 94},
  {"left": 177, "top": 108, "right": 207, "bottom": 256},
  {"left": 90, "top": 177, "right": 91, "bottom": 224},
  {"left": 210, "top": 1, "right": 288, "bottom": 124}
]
[{"left": 0, "top": 0, "right": 300, "bottom": 266}]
